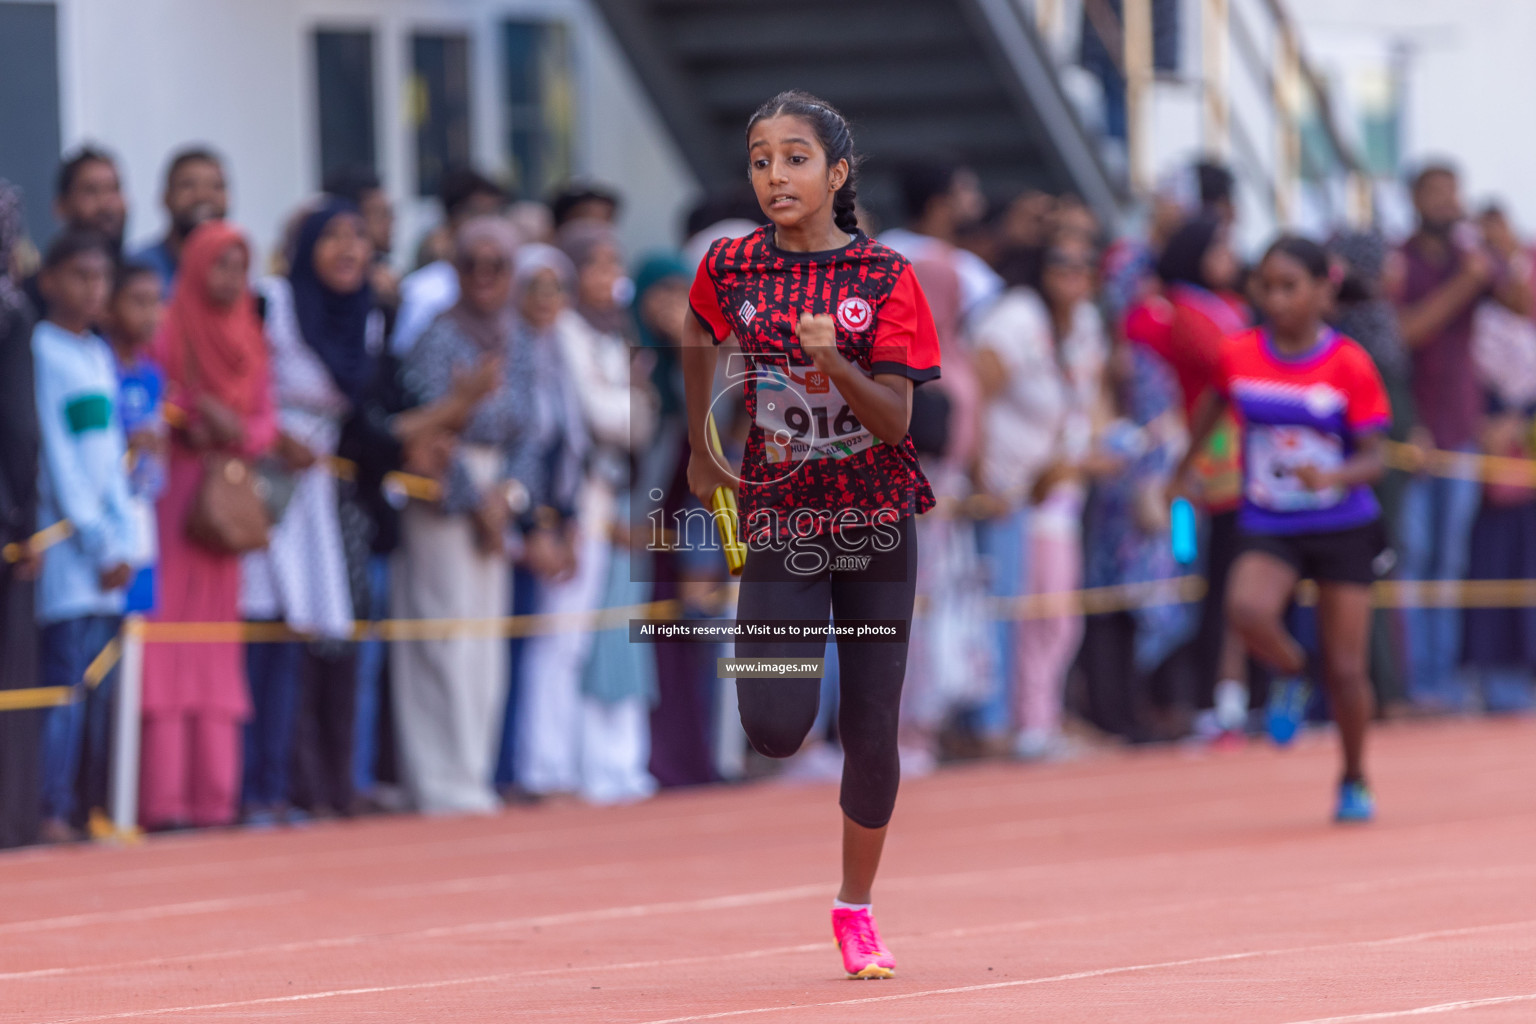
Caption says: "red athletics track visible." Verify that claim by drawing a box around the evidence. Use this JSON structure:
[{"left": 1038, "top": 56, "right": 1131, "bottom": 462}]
[{"left": 3, "top": 716, "right": 1536, "bottom": 1023}]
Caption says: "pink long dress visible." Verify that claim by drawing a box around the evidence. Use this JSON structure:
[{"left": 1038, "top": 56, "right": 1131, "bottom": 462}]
[{"left": 139, "top": 223, "right": 277, "bottom": 829}]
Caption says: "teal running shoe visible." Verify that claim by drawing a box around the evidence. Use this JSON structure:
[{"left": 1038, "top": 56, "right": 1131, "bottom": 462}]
[
  {"left": 1335, "top": 779, "right": 1375, "bottom": 824},
  {"left": 1266, "top": 677, "right": 1311, "bottom": 746}
]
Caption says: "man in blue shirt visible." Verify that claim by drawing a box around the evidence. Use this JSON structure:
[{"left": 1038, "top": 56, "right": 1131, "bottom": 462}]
[{"left": 131, "top": 147, "right": 228, "bottom": 298}]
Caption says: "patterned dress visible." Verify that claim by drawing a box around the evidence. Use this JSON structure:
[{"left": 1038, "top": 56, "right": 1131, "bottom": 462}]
[
  {"left": 240, "top": 276, "right": 370, "bottom": 639},
  {"left": 390, "top": 312, "right": 582, "bottom": 814},
  {"left": 1085, "top": 346, "right": 1197, "bottom": 673}
]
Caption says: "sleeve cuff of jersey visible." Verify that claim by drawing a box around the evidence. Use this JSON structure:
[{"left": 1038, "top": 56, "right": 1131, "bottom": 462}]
[
  {"left": 1351, "top": 416, "right": 1390, "bottom": 436},
  {"left": 869, "top": 361, "right": 941, "bottom": 386},
  {"left": 690, "top": 305, "right": 726, "bottom": 345}
]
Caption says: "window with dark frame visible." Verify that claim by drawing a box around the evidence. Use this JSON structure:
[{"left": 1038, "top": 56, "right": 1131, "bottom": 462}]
[
  {"left": 502, "top": 21, "right": 574, "bottom": 200},
  {"left": 0, "top": 1, "right": 63, "bottom": 247},
  {"left": 410, "top": 32, "right": 473, "bottom": 198},
  {"left": 314, "top": 29, "right": 378, "bottom": 185}
]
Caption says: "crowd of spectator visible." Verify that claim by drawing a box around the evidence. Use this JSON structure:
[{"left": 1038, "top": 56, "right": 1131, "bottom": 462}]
[{"left": 0, "top": 140, "right": 1532, "bottom": 849}]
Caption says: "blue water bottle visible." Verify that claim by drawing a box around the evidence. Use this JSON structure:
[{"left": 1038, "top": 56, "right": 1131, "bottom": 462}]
[{"left": 1170, "top": 497, "right": 1198, "bottom": 566}]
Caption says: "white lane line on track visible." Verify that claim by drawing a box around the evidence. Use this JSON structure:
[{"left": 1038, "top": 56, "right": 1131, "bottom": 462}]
[
  {"left": 0, "top": 883, "right": 830, "bottom": 982},
  {"left": 412, "top": 882, "right": 832, "bottom": 938},
  {"left": 7, "top": 783, "right": 1529, "bottom": 919},
  {"left": 0, "top": 858, "right": 1070, "bottom": 952},
  {"left": 24, "top": 945, "right": 826, "bottom": 1024},
  {"left": 0, "top": 796, "right": 1122, "bottom": 901},
  {"left": 0, "top": 893, "right": 305, "bottom": 935},
  {"left": 1280, "top": 993, "right": 1536, "bottom": 1022},
  {"left": 8, "top": 817, "right": 1531, "bottom": 937},
  {"left": 629, "top": 921, "right": 1536, "bottom": 1024},
  {"left": 0, "top": 796, "right": 835, "bottom": 898},
  {"left": 29, "top": 919, "right": 1536, "bottom": 1024},
  {"left": 356, "top": 860, "right": 637, "bottom": 899},
  {"left": 4, "top": 862, "right": 1532, "bottom": 984},
  {"left": 12, "top": 744, "right": 1521, "bottom": 903},
  {"left": 8, "top": 716, "right": 1533, "bottom": 897},
  {"left": 10, "top": 797, "right": 1528, "bottom": 935}
]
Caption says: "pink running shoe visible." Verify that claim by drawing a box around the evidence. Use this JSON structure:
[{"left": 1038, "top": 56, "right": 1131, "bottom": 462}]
[{"left": 831, "top": 907, "right": 896, "bottom": 979}]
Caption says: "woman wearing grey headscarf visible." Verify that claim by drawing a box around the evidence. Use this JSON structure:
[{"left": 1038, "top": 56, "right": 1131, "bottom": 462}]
[
  {"left": 0, "top": 181, "right": 43, "bottom": 847},
  {"left": 393, "top": 218, "right": 583, "bottom": 814},
  {"left": 513, "top": 236, "right": 659, "bottom": 804},
  {"left": 555, "top": 220, "right": 632, "bottom": 338}
]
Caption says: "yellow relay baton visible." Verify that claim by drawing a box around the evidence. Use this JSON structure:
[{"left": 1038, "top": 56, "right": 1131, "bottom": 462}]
[{"left": 706, "top": 412, "right": 747, "bottom": 576}]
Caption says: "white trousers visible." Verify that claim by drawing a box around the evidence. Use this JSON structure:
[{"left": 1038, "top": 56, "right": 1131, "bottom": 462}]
[
  {"left": 390, "top": 448, "right": 507, "bottom": 814},
  {"left": 516, "top": 485, "right": 656, "bottom": 804}
]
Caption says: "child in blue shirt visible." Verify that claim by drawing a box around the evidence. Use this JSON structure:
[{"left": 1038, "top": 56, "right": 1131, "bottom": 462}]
[
  {"left": 104, "top": 262, "right": 166, "bottom": 615},
  {"left": 33, "top": 231, "right": 145, "bottom": 843}
]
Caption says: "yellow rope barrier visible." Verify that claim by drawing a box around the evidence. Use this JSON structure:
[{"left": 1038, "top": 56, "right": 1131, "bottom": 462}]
[
  {"left": 9, "top": 573, "right": 1536, "bottom": 714},
  {"left": 4, "top": 440, "right": 1533, "bottom": 562},
  {"left": 931, "top": 441, "right": 1536, "bottom": 520},
  {"left": 1382, "top": 440, "right": 1536, "bottom": 485},
  {"left": 327, "top": 457, "right": 443, "bottom": 502},
  {"left": 0, "top": 465, "right": 434, "bottom": 565},
  {"left": 83, "top": 636, "right": 121, "bottom": 688},
  {"left": 0, "top": 686, "right": 75, "bottom": 713},
  {"left": 1, "top": 519, "right": 75, "bottom": 564},
  {"left": 131, "top": 598, "right": 685, "bottom": 645},
  {"left": 982, "top": 575, "right": 1208, "bottom": 619},
  {"left": 6, "top": 438, "right": 1536, "bottom": 713}
]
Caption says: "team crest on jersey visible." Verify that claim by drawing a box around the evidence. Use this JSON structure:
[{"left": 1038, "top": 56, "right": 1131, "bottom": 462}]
[{"left": 836, "top": 295, "right": 873, "bottom": 333}]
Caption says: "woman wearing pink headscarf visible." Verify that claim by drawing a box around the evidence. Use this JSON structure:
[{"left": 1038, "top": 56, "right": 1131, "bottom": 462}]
[{"left": 143, "top": 221, "right": 277, "bottom": 829}]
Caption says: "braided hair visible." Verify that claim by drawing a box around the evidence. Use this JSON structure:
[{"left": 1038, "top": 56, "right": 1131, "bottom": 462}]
[{"left": 746, "top": 91, "right": 861, "bottom": 234}]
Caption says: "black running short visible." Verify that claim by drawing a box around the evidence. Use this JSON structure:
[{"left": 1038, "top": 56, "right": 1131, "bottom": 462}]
[{"left": 1236, "top": 520, "right": 1387, "bottom": 586}]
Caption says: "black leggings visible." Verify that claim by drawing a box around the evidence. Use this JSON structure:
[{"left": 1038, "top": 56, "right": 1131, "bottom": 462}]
[{"left": 734, "top": 516, "right": 917, "bottom": 829}]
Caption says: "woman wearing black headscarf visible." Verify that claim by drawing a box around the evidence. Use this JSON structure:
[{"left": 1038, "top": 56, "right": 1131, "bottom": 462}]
[
  {"left": 276, "top": 203, "right": 500, "bottom": 819},
  {"left": 0, "top": 181, "right": 43, "bottom": 847},
  {"left": 248, "top": 198, "right": 497, "bottom": 820},
  {"left": 241, "top": 200, "right": 377, "bottom": 822}
]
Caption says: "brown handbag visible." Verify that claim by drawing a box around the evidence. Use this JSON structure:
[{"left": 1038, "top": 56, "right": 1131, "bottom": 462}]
[
  {"left": 187, "top": 450, "right": 271, "bottom": 553},
  {"left": 177, "top": 325, "right": 274, "bottom": 554}
]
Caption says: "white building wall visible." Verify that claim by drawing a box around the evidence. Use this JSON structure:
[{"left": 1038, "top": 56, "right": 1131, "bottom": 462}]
[
  {"left": 54, "top": 0, "right": 696, "bottom": 267},
  {"left": 1288, "top": 0, "right": 1536, "bottom": 235}
]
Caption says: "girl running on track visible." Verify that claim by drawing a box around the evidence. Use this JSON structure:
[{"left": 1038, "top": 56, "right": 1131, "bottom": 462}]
[
  {"left": 1176, "top": 236, "right": 1391, "bottom": 823},
  {"left": 681, "top": 91, "right": 941, "bottom": 979}
]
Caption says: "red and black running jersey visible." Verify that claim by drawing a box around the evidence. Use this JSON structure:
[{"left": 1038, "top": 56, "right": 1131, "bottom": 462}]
[{"left": 688, "top": 226, "right": 942, "bottom": 541}]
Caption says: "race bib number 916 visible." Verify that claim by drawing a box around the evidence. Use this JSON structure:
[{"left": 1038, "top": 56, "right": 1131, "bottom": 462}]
[{"left": 752, "top": 360, "right": 874, "bottom": 464}]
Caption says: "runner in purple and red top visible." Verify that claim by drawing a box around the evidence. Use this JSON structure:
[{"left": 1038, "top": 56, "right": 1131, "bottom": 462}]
[
  {"left": 1179, "top": 236, "right": 1390, "bottom": 826},
  {"left": 1218, "top": 324, "right": 1391, "bottom": 538}
]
